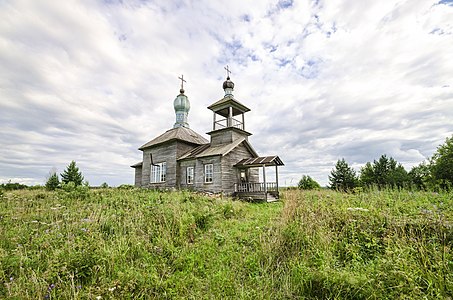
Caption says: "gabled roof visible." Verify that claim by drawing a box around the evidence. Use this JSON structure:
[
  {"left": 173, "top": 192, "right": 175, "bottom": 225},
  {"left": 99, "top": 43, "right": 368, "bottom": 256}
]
[
  {"left": 178, "top": 138, "right": 258, "bottom": 160},
  {"left": 139, "top": 127, "right": 208, "bottom": 150},
  {"left": 234, "top": 156, "right": 284, "bottom": 168}
]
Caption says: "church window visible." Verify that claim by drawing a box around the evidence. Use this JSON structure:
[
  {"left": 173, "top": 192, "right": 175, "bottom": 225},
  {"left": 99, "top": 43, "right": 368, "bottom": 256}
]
[
  {"left": 204, "top": 164, "right": 213, "bottom": 183},
  {"left": 150, "top": 162, "right": 166, "bottom": 183},
  {"left": 187, "top": 166, "right": 194, "bottom": 184}
]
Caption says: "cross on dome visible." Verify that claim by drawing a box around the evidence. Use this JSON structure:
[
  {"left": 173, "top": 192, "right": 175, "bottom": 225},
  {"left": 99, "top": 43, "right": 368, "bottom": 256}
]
[
  {"left": 178, "top": 74, "right": 186, "bottom": 92},
  {"left": 224, "top": 65, "right": 232, "bottom": 79}
]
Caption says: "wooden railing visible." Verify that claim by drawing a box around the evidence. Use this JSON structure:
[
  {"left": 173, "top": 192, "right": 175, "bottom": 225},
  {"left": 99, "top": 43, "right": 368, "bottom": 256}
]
[
  {"left": 214, "top": 118, "right": 243, "bottom": 130},
  {"left": 234, "top": 182, "right": 278, "bottom": 193}
]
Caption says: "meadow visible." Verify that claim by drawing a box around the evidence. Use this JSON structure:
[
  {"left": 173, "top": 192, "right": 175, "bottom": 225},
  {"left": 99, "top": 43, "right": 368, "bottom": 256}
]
[{"left": 0, "top": 187, "right": 452, "bottom": 299}]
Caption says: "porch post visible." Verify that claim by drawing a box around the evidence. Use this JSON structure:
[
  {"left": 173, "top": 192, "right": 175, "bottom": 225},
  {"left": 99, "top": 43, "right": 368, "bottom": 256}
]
[
  {"left": 242, "top": 113, "right": 245, "bottom": 130},
  {"left": 263, "top": 164, "right": 267, "bottom": 201},
  {"left": 213, "top": 112, "right": 216, "bottom": 130},
  {"left": 275, "top": 165, "right": 279, "bottom": 192}
]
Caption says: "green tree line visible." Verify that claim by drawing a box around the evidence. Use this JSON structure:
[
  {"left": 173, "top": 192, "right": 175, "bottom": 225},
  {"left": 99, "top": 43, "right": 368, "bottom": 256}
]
[
  {"left": 328, "top": 135, "right": 453, "bottom": 191},
  {"left": 298, "top": 135, "right": 453, "bottom": 192}
]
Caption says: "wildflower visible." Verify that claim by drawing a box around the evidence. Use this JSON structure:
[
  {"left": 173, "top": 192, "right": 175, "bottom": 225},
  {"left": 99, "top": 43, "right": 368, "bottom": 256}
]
[{"left": 96, "top": 296, "right": 102, "bottom": 300}]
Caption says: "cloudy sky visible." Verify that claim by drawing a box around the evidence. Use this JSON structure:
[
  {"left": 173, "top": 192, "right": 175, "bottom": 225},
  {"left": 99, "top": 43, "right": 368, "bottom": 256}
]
[{"left": 1, "top": 0, "right": 452, "bottom": 186}]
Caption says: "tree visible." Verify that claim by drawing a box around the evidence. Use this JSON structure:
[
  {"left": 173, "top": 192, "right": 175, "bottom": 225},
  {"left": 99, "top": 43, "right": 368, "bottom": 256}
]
[
  {"left": 359, "top": 155, "right": 409, "bottom": 189},
  {"left": 45, "top": 170, "right": 60, "bottom": 190},
  {"left": 329, "top": 158, "right": 358, "bottom": 191},
  {"left": 430, "top": 135, "right": 453, "bottom": 190},
  {"left": 61, "top": 161, "right": 84, "bottom": 186},
  {"left": 298, "top": 175, "right": 321, "bottom": 190},
  {"left": 408, "top": 162, "right": 430, "bottom": 190},
  {"left": 359, "top": 162, "right": 374, "bottom": 187}
]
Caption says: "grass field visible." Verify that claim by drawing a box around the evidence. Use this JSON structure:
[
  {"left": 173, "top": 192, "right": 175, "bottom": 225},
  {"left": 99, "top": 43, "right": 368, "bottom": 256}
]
[{"left": 1, "top": 188, "right": 452, "bottom": 299}]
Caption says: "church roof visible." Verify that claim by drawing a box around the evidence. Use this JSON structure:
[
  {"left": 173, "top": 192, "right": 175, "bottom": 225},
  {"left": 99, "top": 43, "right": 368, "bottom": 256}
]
[
  {"left": 139, "top": 127, "right": 208, "bottom": 150},
  {"left": 178, "top": 137, "right": 258, "bottom": 160}
]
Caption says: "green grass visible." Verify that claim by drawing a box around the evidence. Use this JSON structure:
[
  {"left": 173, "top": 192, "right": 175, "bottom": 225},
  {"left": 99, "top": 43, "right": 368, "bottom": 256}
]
[{"left": 0, "top": 188, "right": 452, "bottom": 299}]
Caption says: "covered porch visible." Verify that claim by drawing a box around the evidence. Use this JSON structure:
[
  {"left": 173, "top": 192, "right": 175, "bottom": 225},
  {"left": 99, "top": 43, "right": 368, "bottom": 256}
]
[{"left": 233, "top": 156, "right": 284, "bottom": 202}]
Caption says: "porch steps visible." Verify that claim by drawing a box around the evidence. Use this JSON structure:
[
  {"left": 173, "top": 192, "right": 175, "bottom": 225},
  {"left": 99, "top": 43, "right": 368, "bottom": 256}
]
[{"left": 266, "top": 193, "right": 279, "bottom": 203}]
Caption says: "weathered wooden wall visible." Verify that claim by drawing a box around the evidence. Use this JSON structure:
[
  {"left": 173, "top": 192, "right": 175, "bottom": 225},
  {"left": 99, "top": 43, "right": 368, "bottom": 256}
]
[
  {"left": 134, "top": 167, "right": 142, "bottom": 187},
  {"left": 221, "top": 142, "right": 257, "bottom": 193},
  {"left": 141, "top": 142, "right": 176, "bottom": 188},
  {"left": 179, "top": 156, "right": 223, "bottom": 192},
  {"left": 141, "top": 141, "right": 200, "bottom": 188},
  {"left": 209, "top": 128, "right": 249, "bottom": 146}
]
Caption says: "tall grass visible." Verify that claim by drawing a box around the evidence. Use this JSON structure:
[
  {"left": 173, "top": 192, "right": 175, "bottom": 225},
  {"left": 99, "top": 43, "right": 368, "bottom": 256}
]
[{"left": 0, "top": 188, "right": 451, "bottom": 299}]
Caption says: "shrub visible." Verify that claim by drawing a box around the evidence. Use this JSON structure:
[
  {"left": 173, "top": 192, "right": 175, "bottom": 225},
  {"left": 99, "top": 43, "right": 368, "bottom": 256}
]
[
  {"left": 0, "top": 182, "right": 27, "bottom": 191},
  {"left": 298, "top": 175, "right": 321, "bottom": 190}
]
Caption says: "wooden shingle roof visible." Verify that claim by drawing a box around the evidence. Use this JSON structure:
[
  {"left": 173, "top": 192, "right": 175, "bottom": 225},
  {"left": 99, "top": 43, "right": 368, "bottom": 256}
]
[
  {"left": 234, "top": 156, "right": 284, "bottom": 167},
  {"left": 178, "top": 138, "right": 258, "bottom": 160},
  {"left": 139, "top": 127, "right": 208, "bottom": 150}
]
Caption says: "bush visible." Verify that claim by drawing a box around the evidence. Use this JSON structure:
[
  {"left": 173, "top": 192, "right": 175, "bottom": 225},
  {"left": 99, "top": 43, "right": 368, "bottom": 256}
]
[
  {"left": 117, "top": 184, "right": 135, "bottom": 190},
  {"left": 0, "top": 182, "right": 27, "bottom": 191},
  {"left": 298, "top": 175, "right": 321, "bottom": 190}
]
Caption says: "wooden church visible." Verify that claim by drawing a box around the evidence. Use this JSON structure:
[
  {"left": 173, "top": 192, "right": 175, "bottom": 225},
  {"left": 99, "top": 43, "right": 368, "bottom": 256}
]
[{"left": 131, "top": 70, "right": 284, "bottom": 201}]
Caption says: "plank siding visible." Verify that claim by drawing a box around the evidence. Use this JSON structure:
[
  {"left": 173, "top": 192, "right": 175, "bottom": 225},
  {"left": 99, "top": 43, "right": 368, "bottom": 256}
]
[
  {"left": 175, "top": 142, "right": 200, "bottom": 187},
  {"left": 209, "top": 128, "right": 249, "bottom": 146},
  {"left": 222, "top": 142, "right": 257, "bottom": 194},
  {"left": 141, "top": 141, "right": 200, "bottom": 189},
  {"left": 141, "top": 142, "right": 177, "bottom": 188},
  {"left": 179, "top": 159, "right": 196, "bottom": 190},
  {"left": 134, "top": 167, "right": 142, "bottom": 187}
]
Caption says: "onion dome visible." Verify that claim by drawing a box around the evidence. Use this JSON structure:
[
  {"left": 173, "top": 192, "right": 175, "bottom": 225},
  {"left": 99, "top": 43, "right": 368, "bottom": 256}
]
[
  {"left": 173, "top": 88, "right": 190, "bottom": 128},
  {"left": 223, "top": 76, "right": 234, "bottom": 95}
]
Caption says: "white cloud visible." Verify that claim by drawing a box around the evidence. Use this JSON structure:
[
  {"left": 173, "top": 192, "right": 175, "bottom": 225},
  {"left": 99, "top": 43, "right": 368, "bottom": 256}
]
[{"left": 0, "top": 0, "right": 452, "bottom": 186}]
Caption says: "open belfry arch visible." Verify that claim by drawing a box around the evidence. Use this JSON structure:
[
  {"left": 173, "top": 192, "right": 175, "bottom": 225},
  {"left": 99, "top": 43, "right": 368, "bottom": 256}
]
[{"left": 131, "top": 67, "right": 284, "bottom": 201}]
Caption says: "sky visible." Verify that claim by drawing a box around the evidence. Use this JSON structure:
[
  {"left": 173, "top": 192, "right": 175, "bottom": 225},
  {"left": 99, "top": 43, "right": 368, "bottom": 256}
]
[{"left": 1, "top": 0, "right": 452, "bottom": 187}]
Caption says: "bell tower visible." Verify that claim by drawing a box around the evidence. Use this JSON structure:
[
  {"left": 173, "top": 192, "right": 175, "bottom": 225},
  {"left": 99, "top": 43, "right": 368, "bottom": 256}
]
[{"left": 207, "top": 66, "right": 251, "bottom": 146}]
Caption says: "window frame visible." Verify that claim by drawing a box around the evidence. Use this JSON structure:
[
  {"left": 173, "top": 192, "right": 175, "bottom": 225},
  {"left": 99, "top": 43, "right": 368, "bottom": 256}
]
[
  {"left": 204, "top": 163, "right": 213, "bottom": 183},
  {"left": 186, "top": 166, "right": 194, "bottom": 184},
  {"left": 150, "top": 162, "right": 166, "bottom": 183}
]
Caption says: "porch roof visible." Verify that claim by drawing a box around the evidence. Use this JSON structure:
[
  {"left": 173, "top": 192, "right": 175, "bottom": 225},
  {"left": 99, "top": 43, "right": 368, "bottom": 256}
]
[
  {"left": 234, "top": 156, "right": 284, "bottom": 168},
  {"left": 130, "top": 162, "right": 143, "bottom": 168}
]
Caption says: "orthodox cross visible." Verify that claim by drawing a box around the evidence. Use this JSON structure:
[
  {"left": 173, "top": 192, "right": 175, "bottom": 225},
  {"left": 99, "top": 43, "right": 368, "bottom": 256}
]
[
  {"left": 178, "top": 74, "right": 186, "bottom": 90},
  {"left": 224, "top": 65, "right": 232, "bottom": 78}
]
